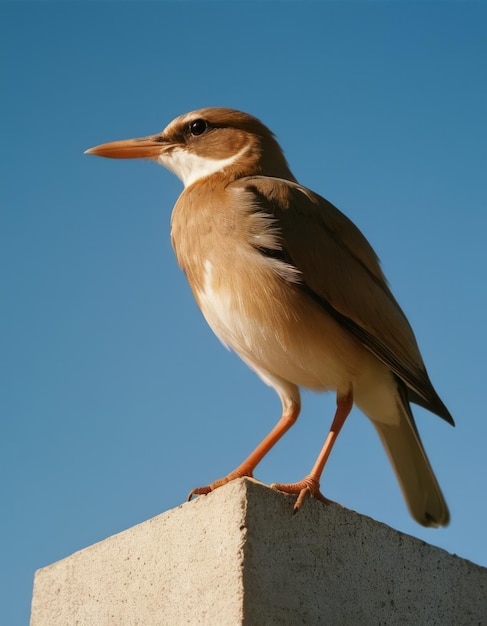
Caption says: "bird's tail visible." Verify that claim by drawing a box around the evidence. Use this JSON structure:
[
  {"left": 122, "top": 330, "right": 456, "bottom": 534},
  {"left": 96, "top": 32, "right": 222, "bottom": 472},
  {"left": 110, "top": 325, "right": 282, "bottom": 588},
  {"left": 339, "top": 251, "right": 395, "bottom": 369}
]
[{"left": 373, "top": 399, "right": 450, "bottom": 527}]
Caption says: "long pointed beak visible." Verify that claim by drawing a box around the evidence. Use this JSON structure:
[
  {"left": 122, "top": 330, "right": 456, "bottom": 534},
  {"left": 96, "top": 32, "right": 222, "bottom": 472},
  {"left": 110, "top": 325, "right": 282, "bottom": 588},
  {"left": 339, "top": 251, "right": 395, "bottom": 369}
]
[{"left": 84, "top": 134, "right": 168, "bottom": 159}]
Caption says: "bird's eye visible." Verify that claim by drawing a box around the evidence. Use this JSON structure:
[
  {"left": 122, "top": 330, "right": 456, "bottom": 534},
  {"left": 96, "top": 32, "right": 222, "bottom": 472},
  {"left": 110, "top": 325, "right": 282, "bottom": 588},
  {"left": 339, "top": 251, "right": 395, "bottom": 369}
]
[{"left": 189, "top": 119, "right": 208, "bottom": 136}]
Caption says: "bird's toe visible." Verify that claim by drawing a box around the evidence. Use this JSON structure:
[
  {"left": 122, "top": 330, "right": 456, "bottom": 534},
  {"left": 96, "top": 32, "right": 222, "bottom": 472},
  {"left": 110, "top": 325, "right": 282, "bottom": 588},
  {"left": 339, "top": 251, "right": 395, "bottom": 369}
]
[{"left": 271, "top": 476, "right": 332, "bottom": 512}]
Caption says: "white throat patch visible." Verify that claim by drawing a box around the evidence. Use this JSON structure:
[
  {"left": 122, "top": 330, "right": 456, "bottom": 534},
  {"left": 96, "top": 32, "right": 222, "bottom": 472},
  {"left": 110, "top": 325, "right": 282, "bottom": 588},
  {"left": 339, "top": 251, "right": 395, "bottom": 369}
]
[{"left": 158, "top": 146, "right": 248, "bottom": 188}]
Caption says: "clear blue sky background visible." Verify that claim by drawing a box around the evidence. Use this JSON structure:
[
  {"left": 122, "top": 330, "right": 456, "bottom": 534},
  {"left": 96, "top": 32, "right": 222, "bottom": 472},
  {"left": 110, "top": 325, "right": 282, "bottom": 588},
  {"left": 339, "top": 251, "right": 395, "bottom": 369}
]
[{"left": 2, "top": 2, "right": 486, "bottom": 623}]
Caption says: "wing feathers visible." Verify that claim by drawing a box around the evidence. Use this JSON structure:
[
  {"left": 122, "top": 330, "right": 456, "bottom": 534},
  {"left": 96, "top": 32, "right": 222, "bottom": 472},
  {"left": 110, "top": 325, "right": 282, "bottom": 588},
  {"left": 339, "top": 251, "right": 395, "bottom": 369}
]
[{"left": 235, "top": 176, "right": 454, "bottom": 426}]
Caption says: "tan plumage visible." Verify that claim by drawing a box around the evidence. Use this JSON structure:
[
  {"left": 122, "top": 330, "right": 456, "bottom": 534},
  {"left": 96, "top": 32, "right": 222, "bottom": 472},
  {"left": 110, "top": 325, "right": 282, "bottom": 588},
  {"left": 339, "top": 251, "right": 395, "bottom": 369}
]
[{"left": 86, "top": 107, "right": 454, "bottom": 527}]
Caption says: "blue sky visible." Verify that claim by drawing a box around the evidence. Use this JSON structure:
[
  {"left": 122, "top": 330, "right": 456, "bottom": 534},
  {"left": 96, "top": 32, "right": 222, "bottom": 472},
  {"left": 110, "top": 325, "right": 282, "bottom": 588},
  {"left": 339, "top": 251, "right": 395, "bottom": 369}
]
[{"left": 2, "top": 2, "right": 486, "bottom": 622}]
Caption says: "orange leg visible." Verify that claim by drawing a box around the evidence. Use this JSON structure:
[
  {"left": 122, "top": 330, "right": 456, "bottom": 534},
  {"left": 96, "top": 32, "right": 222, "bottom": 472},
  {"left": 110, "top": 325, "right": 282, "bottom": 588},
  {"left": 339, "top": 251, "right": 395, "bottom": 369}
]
[
  {"left": 272, "top": 390, "right": 353, "bottom": 511},
  {"left": 188, "top": 398, "right": 301, "bottom": 500}
]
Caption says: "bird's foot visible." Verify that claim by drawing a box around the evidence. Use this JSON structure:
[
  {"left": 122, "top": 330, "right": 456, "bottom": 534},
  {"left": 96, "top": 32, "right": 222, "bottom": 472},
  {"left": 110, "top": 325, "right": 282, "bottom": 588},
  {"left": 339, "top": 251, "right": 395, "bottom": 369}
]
[
  {"left": 271, "top": 476, "right": 331, "bottom": 512},
  {"left": 188, "top": 466, "right": 254, "bottom": 501}
]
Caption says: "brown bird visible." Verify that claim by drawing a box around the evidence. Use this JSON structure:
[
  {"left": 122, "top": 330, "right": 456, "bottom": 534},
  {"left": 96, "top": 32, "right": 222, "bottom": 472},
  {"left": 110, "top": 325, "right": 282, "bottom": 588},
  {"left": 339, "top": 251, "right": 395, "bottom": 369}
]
[{"left": 86, "top": 107, "right": 454, "bottom": 527}]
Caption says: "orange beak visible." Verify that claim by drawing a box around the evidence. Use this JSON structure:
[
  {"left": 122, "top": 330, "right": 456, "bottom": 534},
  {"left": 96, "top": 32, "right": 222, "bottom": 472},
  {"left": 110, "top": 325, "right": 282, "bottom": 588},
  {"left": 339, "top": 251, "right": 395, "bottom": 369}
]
[{"left": 85, "top": 134, "right": 168, "bottom": 159}]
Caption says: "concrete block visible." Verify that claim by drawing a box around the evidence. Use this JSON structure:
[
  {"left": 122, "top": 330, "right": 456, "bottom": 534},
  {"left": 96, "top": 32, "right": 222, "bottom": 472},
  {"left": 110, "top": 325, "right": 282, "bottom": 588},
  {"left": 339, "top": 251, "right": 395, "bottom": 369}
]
[{"left": 31, "top": 478, "right": 487, "bottom": 625}]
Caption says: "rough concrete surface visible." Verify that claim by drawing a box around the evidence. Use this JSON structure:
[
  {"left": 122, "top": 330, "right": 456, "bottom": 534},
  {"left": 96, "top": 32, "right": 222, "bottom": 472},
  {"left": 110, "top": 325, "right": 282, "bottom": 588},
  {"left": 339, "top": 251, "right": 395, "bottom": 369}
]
[{"left": 31, "top": 478, "right": 487, "bottom": 625}]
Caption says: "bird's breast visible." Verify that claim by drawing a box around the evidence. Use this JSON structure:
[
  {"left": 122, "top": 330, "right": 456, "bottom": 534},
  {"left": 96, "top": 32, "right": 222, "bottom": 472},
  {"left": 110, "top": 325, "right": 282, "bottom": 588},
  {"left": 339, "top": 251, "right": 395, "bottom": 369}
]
[
  {"left": 197, "top": 253, "right": 366, "bottom": 392},
  {"left": 170, "top": 184, "right": 366, "bottom": 391},
  {"left": 196, "top": 255, "right": 292, "bottom": 355}
]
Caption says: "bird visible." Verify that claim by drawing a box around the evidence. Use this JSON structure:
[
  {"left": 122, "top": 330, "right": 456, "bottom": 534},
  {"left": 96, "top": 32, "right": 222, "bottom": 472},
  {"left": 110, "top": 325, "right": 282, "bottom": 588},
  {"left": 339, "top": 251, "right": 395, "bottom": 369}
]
[{"left": 85, "top": 107, "right": 454, "bottom": 527}]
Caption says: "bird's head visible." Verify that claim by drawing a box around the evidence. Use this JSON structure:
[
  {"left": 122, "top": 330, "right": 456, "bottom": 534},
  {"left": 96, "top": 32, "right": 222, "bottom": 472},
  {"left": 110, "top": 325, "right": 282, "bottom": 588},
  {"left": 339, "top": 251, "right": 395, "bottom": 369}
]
[{"left": 85, "top": 107, "right": 296, "bottom": 188}]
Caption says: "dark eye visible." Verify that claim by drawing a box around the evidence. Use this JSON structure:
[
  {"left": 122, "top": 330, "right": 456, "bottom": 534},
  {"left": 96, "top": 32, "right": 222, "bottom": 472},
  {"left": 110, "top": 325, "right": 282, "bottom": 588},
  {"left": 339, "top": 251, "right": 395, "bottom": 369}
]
[{"left": 189, "top": 119, "right": 208, "bottom": 136}]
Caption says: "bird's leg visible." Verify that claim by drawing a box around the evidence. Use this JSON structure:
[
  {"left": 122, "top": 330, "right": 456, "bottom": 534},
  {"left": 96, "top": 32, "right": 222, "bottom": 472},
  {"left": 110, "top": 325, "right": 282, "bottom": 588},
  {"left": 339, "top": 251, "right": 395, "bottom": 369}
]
[
  {"left": 272, "top": 390, "right": 353, "bottom": 511},
  {"left": 188, "top": 398, "right": 300, "bottom": 500}
]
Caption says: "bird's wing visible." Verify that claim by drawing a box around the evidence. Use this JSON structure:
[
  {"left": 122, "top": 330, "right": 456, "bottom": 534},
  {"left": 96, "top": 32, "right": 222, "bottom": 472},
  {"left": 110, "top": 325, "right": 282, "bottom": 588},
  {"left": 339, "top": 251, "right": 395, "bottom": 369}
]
[{"left": 233, "top": 175, "right": 453, "bottom": 425}]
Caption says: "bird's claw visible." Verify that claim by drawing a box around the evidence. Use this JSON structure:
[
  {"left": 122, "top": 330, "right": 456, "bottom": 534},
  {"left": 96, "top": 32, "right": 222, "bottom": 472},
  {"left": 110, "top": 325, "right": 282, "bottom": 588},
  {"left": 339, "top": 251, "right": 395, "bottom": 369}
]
[
  {"left": 271, "top": 476, "right": 331, "bottom": 512},
  {"left": 187, "top": 468, "right": 254, "bottom": 501}
]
